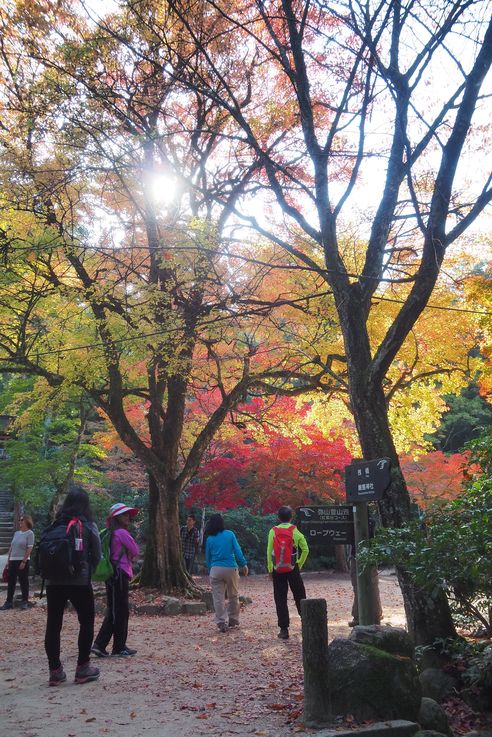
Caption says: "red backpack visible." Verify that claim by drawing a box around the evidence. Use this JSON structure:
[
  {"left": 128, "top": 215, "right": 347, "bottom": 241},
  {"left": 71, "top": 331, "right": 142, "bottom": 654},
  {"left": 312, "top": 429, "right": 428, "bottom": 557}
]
[{"left": 272, "top": 525, "right": 297, "bottom": 573}]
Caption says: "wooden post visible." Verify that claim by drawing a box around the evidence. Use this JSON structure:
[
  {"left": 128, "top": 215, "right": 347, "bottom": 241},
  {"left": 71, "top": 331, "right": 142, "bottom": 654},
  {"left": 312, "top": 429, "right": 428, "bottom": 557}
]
[
  {"left": 301, "top": 598, "right": 331, "bottom": 727},
  {"left": 353, "top": 502, "right": 375, "bottom": 625}
]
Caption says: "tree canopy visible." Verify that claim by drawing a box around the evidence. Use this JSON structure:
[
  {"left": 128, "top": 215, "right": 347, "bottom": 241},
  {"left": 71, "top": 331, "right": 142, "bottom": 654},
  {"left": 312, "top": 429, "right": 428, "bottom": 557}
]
[{"left": 0, "top": 1, "right": 491, "bottom": 643}]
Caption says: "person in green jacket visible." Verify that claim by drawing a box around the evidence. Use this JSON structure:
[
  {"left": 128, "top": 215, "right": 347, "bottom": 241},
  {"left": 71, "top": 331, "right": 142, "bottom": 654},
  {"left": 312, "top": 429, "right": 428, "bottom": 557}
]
[{"left": 267, "top": 506, "right": 309, "bottom": 640}]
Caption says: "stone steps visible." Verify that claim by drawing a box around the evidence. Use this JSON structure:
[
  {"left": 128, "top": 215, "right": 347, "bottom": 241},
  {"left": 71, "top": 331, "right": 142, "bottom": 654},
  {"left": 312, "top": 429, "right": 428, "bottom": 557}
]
[{"left": 0, "top": 489, "right": 14, "bottom": 553}]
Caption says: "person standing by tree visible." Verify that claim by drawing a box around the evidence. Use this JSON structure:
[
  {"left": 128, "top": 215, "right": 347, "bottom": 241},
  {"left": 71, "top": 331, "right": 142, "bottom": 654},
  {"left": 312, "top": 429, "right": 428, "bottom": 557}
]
[
  {"left": 180, "top": 514, "right": 200, "bottom": 575},
  {"left": 92, "top": 503, "right": 139, "bottom": 658},
  {"left": 0, "top": 514, "right": 35, "bottom": 611},
  {"left": 204, "top": 514, "right": 248, "bottom": 632},
  {"left": 44, "top": 488, "right": 101, "bottom": 686},
  {"left": 267, "top": 506, "right": 309, "bottom": 640}
]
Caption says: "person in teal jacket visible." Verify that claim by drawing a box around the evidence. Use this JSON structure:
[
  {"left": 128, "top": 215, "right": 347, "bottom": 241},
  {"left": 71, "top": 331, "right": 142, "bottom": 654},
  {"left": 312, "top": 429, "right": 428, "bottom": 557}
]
[
  {"left": 267, "top": 506, "right": 309, "bottom": 640},
  {"left": 205, "top": 514, "right": 248, "bottom": 632}
]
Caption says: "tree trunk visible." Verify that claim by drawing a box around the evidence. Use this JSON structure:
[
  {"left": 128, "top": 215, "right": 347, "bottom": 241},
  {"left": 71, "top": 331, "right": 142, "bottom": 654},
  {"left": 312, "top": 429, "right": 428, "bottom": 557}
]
[
  {"left": 396, "top": 568, "right": 455, "bottom": 647},
  {"left": 140, "top": 473, "right": 199, "bottom": 594},
  {"left": 350, "top": 380, "right": 456, "bottom": 645}
]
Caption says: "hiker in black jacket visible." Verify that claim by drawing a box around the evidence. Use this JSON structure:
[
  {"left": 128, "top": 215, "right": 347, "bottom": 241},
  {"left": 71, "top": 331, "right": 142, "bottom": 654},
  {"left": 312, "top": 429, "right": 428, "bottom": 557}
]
[{"left": 43, "top": 488, "right": 101, "bottom": 686}]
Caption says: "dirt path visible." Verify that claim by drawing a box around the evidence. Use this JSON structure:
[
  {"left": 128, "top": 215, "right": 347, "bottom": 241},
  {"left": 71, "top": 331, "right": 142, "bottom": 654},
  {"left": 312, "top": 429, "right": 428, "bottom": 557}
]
[{"left": 0, "top": 571, "right": 405, "bottom": 737}]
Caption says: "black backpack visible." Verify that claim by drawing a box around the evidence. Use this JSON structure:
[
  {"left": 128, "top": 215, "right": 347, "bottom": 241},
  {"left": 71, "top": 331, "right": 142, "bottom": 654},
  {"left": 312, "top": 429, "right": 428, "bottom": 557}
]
[{"left": 37, "top": 518, "right": 85, "bottom": 581}]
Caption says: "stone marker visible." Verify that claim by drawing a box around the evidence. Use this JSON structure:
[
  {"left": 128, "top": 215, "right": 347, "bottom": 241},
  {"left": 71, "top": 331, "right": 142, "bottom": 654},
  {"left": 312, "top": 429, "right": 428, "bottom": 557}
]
[
  {"left": 301, "top": 598, "right": 331, "bottom": 727},
  {"left": 316, "top": 720, "right": 420, "bottom": 737}
]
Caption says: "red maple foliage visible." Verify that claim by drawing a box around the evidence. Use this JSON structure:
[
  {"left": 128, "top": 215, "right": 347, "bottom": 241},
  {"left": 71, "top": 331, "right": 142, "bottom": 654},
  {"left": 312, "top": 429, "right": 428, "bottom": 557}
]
[
  {"left": 185, "top": 397, "right": 352, "bottom": 512},
  {"left": 400, "top": 450, "right": 477, "bottom": 509}
]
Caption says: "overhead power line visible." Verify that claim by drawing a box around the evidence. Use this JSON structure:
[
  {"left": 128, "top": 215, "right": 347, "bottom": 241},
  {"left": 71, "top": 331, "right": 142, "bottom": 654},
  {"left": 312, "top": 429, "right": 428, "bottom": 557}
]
[
  {"left": 3, "top": 238, "right": 490, "bottom": 287},
  {"left": 3, "top": 241, "right": 491, "bottom": 318},
  {"left": 375, "top": 297, "right": 492, "bottom": 316},
  {"left": 1, "top": 288, "right": 490, "bottom": 362}
]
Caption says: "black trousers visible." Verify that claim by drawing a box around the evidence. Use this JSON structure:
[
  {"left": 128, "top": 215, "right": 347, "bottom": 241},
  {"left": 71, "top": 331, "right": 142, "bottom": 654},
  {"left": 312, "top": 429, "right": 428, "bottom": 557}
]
[
  {"left": 272, "top": 566, "right": 306, "bottom": 629},
  {"left": 6, "top": 560, "right": 30, "bottom": 603},
  {"left": 184, "top": 554, "right": 195, "bottom": 574},
  {"left": 45, "top": 584, "right": 95, "bottom": 670},
  {"left": 94, "top": 570, "right": 130, "bottom": 654}
]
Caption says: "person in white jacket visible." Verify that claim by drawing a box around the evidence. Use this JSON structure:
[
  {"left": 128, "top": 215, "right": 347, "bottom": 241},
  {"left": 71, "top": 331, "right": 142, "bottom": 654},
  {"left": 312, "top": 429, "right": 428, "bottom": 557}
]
[{"left": 0, "top": 514, "right": 35, "bottom": 611}]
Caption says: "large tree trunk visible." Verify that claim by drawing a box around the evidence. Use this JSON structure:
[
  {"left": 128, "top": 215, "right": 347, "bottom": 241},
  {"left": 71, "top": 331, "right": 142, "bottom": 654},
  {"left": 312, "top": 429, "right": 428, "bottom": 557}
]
[
  {"left": 140, "top": 473, "right": 198, "bottom": 594},
  {"left": 396, "top": 568, "right": 456, "bottom": 647},
  {"left": 350, "top": 379, "right": 456, "bottom": 645}
]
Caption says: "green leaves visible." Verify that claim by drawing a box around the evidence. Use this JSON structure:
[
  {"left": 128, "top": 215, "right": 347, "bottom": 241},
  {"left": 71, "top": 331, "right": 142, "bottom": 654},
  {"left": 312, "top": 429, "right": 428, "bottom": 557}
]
[
  {"left": 362, "top": 449, "right": 492, "bottom": 634},
  {"left": 0, "top": 376, "right": 103, "bottom": 514}
]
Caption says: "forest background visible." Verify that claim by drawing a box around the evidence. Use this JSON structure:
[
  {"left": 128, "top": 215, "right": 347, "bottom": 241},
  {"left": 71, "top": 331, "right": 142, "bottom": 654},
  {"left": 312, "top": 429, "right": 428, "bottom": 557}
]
[{"left": 0, "top": 0, "right": 492, "bottom": 647}]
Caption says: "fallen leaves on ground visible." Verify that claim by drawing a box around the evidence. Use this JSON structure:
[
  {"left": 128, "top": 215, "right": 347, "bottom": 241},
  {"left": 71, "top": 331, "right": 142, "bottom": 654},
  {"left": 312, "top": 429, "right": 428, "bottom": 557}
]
[
  {"left": 0, "top": 571, "right": 434, "bottom": 737},
  {"left": 443, "top": 695, "right": 492, "bottom": 735}
]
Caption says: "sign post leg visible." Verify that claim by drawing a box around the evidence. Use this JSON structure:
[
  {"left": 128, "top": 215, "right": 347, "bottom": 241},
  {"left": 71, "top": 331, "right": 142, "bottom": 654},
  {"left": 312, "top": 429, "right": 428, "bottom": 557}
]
[{"left": 353, "top": 502, "right": 375, "bottom": 625}]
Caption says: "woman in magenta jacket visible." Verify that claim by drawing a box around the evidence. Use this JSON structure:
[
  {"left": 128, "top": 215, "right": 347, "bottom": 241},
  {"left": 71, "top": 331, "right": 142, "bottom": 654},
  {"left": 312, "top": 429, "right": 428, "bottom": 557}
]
[{"left": 91, "top": 503, "right": 139, "bottom": 658}]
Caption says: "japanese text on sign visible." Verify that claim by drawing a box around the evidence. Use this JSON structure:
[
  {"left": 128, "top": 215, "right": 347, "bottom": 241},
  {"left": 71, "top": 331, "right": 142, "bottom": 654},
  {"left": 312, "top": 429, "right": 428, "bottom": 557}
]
[
  {"left": 345, "top": 458, "right": 391, "bottom": 502},
  {"left": 296, "top": 505, "right": 354, "bottom": 545}
]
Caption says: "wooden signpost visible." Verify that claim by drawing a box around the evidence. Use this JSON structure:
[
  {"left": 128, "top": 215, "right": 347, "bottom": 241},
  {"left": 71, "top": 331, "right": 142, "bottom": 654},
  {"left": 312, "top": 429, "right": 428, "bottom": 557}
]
[
  {"left": 345, "top": 458, "right": 391, "bottom": 625},
  {"left": 296, "top": 505, "right": 354, "bottom": 545},
  {"left": 344, "top": 458, "right": 391, "bottom": 502}
]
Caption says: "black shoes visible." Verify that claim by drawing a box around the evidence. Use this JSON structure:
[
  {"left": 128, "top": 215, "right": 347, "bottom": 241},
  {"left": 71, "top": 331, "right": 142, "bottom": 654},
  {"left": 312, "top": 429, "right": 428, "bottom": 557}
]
[
  {"left": 112, "top": 647, "right": 137, "bottom": 657},
  {"left": 0, "top": 602, "right": 13, "bottom": 610},
  {"left": 278, "top": 627, "right": 289, "bottom": 639},
  {"left": 92, "top": 643, "right": 137, "bottom": 657},
  {"left": 91, "top": 644, "right": 109, "bottom": 658}
]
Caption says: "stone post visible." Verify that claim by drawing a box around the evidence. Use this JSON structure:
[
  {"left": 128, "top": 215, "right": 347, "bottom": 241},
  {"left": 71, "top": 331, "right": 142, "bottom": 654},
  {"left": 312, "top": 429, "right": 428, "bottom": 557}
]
[{"left": 301, "top": 598, "right": 331, "bottom": 727}]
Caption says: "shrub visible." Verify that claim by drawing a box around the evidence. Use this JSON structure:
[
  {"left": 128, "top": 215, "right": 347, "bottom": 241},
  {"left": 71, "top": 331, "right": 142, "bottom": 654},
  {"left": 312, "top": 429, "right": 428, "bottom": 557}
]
[{"left": 361, "top": 477, "right": 492, "bottom": 635}]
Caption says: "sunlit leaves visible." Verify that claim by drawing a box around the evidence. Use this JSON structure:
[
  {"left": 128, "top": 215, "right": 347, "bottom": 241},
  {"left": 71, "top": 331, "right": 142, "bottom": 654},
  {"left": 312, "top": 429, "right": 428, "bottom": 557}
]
[{"left": 185, "top": 395, "right": 352, "bottom": 512}]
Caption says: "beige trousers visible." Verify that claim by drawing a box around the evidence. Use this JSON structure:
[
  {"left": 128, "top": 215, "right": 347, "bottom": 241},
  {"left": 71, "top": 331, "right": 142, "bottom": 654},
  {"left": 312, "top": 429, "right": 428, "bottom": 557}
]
[{"left": 210, "top": 566, "right": 240, "bottom": 625}]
